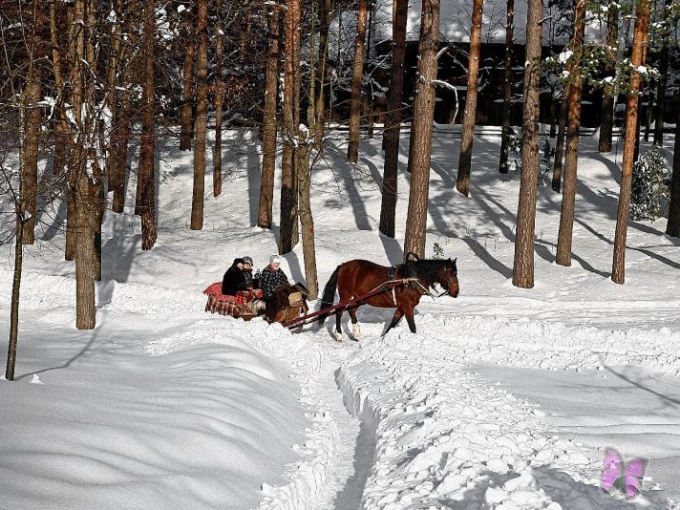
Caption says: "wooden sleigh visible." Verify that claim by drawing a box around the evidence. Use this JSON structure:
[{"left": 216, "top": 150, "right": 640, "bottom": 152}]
[{"left": 203, "top": 282, "right": 309, "bottom": 327}]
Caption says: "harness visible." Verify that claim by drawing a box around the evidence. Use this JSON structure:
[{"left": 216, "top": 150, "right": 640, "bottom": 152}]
[
  {"left": 384, "top": 261, "right": 445, "bottom": 305},
  {"left": 349, "top": 262, "right": 451, "bottom": 307}
]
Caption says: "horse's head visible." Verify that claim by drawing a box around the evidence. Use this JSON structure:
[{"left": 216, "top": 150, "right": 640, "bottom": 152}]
[{"left": 436, "top": 258, "right": 459, "bottom": 298}]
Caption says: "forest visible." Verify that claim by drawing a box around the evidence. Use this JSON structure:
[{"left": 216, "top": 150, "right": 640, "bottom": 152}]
[{"left": 1, "top": 0, "right": 679, "bottom": 371}]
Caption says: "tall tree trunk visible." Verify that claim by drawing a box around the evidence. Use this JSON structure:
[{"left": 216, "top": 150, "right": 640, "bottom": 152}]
[
  {"left": 403, "top": 0, "right": 440, "bottom": 259},
  {"left": 609, "top": 3, "right": 633, "bottom": 154},
  {"left": 69, "top": 0, "right": 96, "bottom": 329},
  {"left": 297, "top": 141, "right": 318, "bottom": 300},
  {"left": 65, "top": 184, "right": 77, "bottom": 261},
  {"left": 21, "top": 77, "right": 40, "bottom": 246},
  {"left": 21, "top": 2, "right": 43, "bottom": 246},
  {"left": 299, "top": 0, "right": 319, "bottom": 301},
  {"left": 556, "top": 0, "right": 586, "bottom": 267},
  {"left": 6, "top": 192, "right": 26, "bottom": 380},
  {"left": 653, "top": 19, "right": 669, "bottom": 147},
  {"left": 104, "top": 0, "right": 124, "bottom": 183},
  {"left": 347, "top": 0, "right": 368, "bottom": 163},
  {"left": 139, "top": 0, "right": 157, "bottom": 249},
  {"left": 666, "top": 90, "right": 680, "bottom": 237},
  {"left": 379, "top": 0, "right": 408, "bottom": 238},
  {"left": 598, "top": 5, "right": 618, "bottom": 153},
  {"left": 213, "top": 0, "right": 224, "bottom": 197},
  {"left": 455, "top": 0, "right": 484, "bottom": 196},
  {"left": 64, "top": 3, "right": 80, "bottom": 262},
  {"left": 84, "top": 1, "right": 103, "bottom": 282},
  {"left": 314, "top": 0, "right": 333, "bottom": 144},
  {"left": 50, "top": 2, "right": 66, "bottom": 178},
  {"left": 258, "top": 4, "right": 281, "bottom": 228},
  {"left": 110, "top": 92, "right": 131, "bottom": 213},
  {"left": 612, "top": 0, "right": 651, "bottom": 284},
  {"left": 552, "top": 93, "right": 568, "bottom": 192},
  {"left": 190, "top": 0, "right": 208, "bottom": 230},
  {"left": 74, "top": 164, "right": 97, "bottom": 330},
  {"left": 179, "top": 3, "right": 196, "bottom": 151},
  {"left": 498, "top": 0, "right": 515, "bottom": 174},
  {"left": 644, "top": 87, "right": 653, "bottom": 142},
  {"left": 90, "top": 154, "right": 104, "bottom": 281},
  {"left": 279, "top": 0, "right": 301, "bottom": 254},
  {"left": 512, "top": 0, "right": 543, "bottom": 288}
]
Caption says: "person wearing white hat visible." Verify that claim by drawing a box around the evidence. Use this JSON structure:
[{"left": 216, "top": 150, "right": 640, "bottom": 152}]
[{"left": 257, "top": 254, "right": 290, "bottom": 302}]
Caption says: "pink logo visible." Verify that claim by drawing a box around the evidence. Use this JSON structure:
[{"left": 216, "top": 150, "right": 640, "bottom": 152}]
[{"left": 601, "top": 448, "right": 646, "bottom": 499}]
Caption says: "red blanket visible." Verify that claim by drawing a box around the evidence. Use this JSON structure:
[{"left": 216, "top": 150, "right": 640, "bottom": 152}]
[{"left": 203, "top": 282, "right": 261, "bottom": 317}]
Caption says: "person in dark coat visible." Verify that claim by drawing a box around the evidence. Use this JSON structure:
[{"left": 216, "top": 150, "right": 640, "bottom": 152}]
[
  {"left": 258, "top": 255, "right": 290, "bottom": 301},
  {"left": 242, "top": 256, "right": 255, "bottom": 289},
  {"left": 222, "top": 258, "right": 249, "bottom": 296}
]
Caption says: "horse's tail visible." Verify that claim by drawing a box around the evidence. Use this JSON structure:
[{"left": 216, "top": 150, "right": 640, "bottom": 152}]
[{"left": 317, "top": 266, "right": 340, "bottom": 325}]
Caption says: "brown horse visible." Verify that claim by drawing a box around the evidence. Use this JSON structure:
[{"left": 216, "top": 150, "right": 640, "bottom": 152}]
[{"left": 318, "top": 255, "right": 459, "bottom": 341}]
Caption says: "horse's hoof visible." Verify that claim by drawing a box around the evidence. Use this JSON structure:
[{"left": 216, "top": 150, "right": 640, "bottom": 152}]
[
  {"left": 334, "top": 332, "right": 345, "bottom": 342},
  {"left": 351, "top": 324, "right": 362, "bottom": 341}
]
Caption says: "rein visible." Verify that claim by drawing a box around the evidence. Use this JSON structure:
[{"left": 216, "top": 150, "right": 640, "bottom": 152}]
[
  {"left": 406, "top": 278, "right": 449, "bottom": 298},
  {"left": 386, "top": 276, "right": 447, "bottom": 301}
]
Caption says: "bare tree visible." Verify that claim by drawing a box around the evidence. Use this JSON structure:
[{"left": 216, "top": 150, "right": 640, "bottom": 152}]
[
  {"left": 598, "top": 6, "right": 618, "bottom": 153},
  {"left": 498, "top": 0, "right": 515, "bottom": 174},
  {"left": 653, "top": 0, "right": 672, "bottom": 147},
  {"left": 258, "top": 4, "right": 281, "bottom": 229},
  {"left": 314, "top": 0, "right": 333, "bottom": 144},
  {"left": 612, "top": 0, "right": 651, "bottom": 284},
  {"left": 297, "top": 0, "right": 321, "bottom": 301},
  {"left": 67, "top": 0, "right": 99, "bottom": 329},
  {"left": 20, "top": 2, "right": 43, "bottom": 246},
  {"left": 139, "top": 0, "right": 157, "bottom": 250},
  {"left": 107, "top": 0, "right": 133, "bottom": 214},
  {"left": 190, "top": 0, "right": 208, "bottom": 230},
  {"left": 179, "top": 2, "right": 196, "bottom": 152},
  {"left": 49, "top": 1, "right": 68, "bottom": 179},
  {"left": 347, "top": 0, "right": 368, "bottom": 163},
  {"left": 512, "top": 0, "right": 543, "bottom": 288},
  {"left": 213, "top": 0, "right": 224, "bottom": 197},
  {"left": 552, "top": 93, "right": 568, "bottom": 192},
  {"left": 556, "top": 0, "right": 586, "bottom": 267},
  {"left": 279, "top": 0, "right": 301, "bottom": 254},
  {"left": 379, "top": 0, "right": 408, "bottom": 238},
  {"left": 455, "top": 0, "right": 484, "bottom": 196},
  {"left": 403, "top": 0, "right": 440, "bottom": 259},
  {"left": 2, "top": 162, "right": 27, "bottom": 381}
]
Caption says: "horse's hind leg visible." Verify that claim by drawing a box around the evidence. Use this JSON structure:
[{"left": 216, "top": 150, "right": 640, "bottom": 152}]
[
  {"left": 348, "top": 307, "right": 361, "bottom": 341},
  {"left": 381, "top": 309, "right": 404, "bottom": 337},
  {"left": 334, "top": 311, "right": 345, "bottom": 342}
]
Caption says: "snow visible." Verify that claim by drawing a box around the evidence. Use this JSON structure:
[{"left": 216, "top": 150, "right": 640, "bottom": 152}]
[{"left": 1, "top": 126, "right": 679, "bottom": 509}]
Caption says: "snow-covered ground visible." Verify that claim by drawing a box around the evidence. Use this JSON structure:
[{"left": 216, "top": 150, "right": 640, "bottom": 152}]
[{"left": 1, "top": 126, "right": 679, "bottom": 509}]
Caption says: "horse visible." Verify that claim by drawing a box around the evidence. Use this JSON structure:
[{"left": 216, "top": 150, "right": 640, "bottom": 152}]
[{"left": 318, "top": 254, "right": 459, "bottom": 341}]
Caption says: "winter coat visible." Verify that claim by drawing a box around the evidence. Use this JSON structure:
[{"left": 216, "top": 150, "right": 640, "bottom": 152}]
[
  {"left": 222, "top": 263, "right": 250, "bottom": 296},
  {"left": 258, "top": 265, "right": 289, "bottom": 301},
  {"left": 243, "top": 269, "right": 254, "bottom": 289}
]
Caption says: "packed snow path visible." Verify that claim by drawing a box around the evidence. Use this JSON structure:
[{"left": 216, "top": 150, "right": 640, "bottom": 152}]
[{"left": 2, "top": 271, "right": 679, "bottom": 509}]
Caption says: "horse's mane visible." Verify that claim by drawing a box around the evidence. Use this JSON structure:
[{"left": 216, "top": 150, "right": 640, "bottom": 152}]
[{"left": 404, "top": 258, "right": 454, "bottom": 286}]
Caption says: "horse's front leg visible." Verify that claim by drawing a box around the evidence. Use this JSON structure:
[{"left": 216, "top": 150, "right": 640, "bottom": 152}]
[
  {"left": 404, "top": 308, "right": 417, "bottom": 333},
  {"left": 348, "top": 307, "right": 361, "bottom": 341},
  {"left": 381, "top": 309, "right": 404, "bottom": 337}
]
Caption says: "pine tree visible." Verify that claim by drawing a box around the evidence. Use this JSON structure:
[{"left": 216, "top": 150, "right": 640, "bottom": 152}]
[
  {"left": 403, "top": 0, "right": 440, "bottom": 259},
  {"left": 631, "top": 146, "right": 669, "bottom": 221}
]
